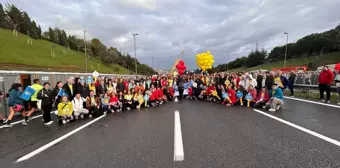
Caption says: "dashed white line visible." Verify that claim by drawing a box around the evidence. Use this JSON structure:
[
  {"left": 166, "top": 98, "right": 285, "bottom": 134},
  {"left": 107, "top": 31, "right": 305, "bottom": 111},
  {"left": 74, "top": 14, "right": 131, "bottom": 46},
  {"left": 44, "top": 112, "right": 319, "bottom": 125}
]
[
  {"left": 284, "top": 96, "right": 340, "bottom": 109},
  {"left": 15, "top": 115, "right": 106, "bottom": 163},
  {"left": 253, "top": 109, "right": 340, "bottom": 147},
  {"left": 174, "top": 110, "right": 184, "bottom": 161}
]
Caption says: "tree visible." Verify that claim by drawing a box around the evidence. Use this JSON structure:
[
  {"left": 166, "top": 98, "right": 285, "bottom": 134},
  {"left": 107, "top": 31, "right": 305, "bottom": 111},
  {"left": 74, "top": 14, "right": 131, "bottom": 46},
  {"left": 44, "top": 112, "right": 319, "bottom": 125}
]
[
  {"left": 0, "top": 3, "right": 10, "bottom": 28},
  {"left": 19, "top": 12, "right": 31, "bottom": 35},
  {"left": 90, "top": 38, "right": 106, "bottom": 56},
  {"left": 5, "top": 3, "right": 23, "bottom": 33},
  {"left": 48, "top": 27, "right": 57, "bottom": 43},
  {"left": 37, "top": 25, "right": 42, "bottom": 39},
  {"left": 30, "top": 20, "right": 38, "bottom": 39}
]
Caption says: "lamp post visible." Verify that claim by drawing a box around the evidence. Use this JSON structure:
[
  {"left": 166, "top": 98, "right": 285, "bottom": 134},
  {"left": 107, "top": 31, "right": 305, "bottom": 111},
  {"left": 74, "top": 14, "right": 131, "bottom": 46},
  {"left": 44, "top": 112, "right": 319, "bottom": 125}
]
[
  {"left": 152, "top": 56, "right": 154, "bottom": 69},
  {"left": 133, "top": 33, "right": 139, "bottom": 76},
  {"left": 284, "top": 32, "right": 288, "bottom": 68},
  {"left": 226, "top": 54, "right": 229, "bottom": 71}
]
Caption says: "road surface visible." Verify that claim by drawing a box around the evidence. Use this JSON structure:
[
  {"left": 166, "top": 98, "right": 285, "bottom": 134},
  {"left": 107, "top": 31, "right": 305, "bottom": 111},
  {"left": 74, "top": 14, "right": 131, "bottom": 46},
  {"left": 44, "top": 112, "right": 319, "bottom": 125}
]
[{"left": 1, "top": 98, "right": 340, "bottom": 168}]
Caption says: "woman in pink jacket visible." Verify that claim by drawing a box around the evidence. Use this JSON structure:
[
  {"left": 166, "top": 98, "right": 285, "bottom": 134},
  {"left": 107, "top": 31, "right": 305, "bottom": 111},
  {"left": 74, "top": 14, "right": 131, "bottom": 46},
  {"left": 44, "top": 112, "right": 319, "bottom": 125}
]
[{"left": 254, "top": 87, "right": 270, "bottom": 108}]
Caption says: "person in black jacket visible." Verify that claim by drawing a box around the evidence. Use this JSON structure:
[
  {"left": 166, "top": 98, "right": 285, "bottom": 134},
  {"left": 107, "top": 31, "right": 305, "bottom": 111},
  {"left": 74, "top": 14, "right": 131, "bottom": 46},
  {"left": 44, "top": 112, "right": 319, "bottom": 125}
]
[
  {"left": 265, "top": 72, "right": 275, "bottom": 91},
  {"left": 63, "top": 77, "right": 76, "bottom": 101},
  {"left": 116, "top": 78, "right": 125, "bottom": 93},
  {"left": 177, "top": 75, "right": 185, "bottom": 102},
  {"left": 288, "top": 71, "right": 296, "bottom": 97},
  {"left": 51, "top": 81, "right": 64, "bottom": 108},
  {"left": 37, "top": 82, "right": 54, "bottom": 125}
]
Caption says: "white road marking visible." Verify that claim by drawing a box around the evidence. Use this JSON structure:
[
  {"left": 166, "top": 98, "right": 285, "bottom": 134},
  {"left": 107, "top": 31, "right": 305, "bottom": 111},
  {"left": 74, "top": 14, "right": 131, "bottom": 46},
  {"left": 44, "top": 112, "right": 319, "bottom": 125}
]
[
  {"left": 15, "top": 115, "right": 106, "bottom": 163},
  {"left": 284, "top": 96, "right": 340, "bottom": 109},
  {"left": 174, "top": 110, "right": 184, "bottom": 161},
  {"left": 0, "top": 112, "right": 52, "bottom": 129},
  {"left": 253, "top": 109, "right": 340, "bottom": 147}
]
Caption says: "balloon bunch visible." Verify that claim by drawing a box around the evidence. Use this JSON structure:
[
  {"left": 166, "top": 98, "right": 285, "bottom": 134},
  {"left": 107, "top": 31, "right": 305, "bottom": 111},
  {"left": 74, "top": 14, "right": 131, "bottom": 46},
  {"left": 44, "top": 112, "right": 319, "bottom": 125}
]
[
  {"left": 196, "top": 51, "right": 214, "bottom": 71},
  {"left": 176, "top": 60, "right": 187, "bottom": 75}
]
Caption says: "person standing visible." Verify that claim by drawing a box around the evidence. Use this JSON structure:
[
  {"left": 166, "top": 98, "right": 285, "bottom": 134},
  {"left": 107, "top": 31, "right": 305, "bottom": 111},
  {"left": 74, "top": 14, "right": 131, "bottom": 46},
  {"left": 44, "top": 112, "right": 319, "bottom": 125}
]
[
  {"left": 26, "top": 79, "right": 43, "bottom": 120},
  {"left": 63, "top": 77, "right": 76, "bottom": 101},
  {"left": 288, "top": 71, "right": 296, "bottom": 97},
  {"left": 177, "top": 75, "right": 185, "bottom": 102},
  {"left": 318, "top": 66, "right": 334, "bottom": 103},
  {"left": 37, "top": 82, "right": 54, "bottom": 125},
  {"left": 3, "top": 83, "right": 27, "bottom": 128}
]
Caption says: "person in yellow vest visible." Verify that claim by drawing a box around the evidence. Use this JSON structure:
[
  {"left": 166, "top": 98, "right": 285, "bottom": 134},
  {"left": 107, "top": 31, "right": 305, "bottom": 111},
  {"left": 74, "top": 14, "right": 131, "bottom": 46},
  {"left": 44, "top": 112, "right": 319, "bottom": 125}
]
[
  {"left": 26, "top": 79, "right": 43, "bottom": 120},
  {"left": 57, "top": 96, "right": 73, "bottom": 124}
]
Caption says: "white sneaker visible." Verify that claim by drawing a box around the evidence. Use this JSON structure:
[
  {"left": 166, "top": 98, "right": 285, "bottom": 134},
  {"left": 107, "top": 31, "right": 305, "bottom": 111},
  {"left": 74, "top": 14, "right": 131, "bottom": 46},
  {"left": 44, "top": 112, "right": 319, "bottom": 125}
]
[
  {"left": 3, "top": 118, "right": 8, "bottom": 124},
  {"left": 326, "top": 100, "right": 330, "bottom": 104},
  {"left": 66, "top": 119, "right": 70, "bottom": 123},
  {"left": 127, "top": 107, "right": 131, "bottom": 110},
  {"left": 80, "top": 114, "right": 84, "bottom": 119},
  {"left": 62, "top": 120, "right": 66, "bottom": 124},
  {"left": 262, "top": 106, "right": 266, "bottom": 109},
  {"left": 276, "top": 105, "right": 281, "bottom": 110},
  {"left": 103, "top": 112, "right": 107, "bottom": 115},
  {"left": 22, "top": 120, "right": 28, "bottom": 126},
  {"left": 89, "top": 115, "right": 93, "bottom": 118},
  {"left": 269, "top": 108, "right": 276, "bottom": 112},
  {"left": 44, "top": 121, "right": 54, "bottom": 126},
  {"left": 3, "top": 123, "right": 12, "bottom": 128}
]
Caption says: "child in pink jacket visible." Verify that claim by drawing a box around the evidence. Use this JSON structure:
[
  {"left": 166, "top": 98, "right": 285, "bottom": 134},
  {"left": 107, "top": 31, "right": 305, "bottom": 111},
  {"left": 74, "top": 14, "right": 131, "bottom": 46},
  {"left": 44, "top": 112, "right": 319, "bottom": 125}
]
[{"left": 254, "top": 87, "right": 270, "bottom": 108}]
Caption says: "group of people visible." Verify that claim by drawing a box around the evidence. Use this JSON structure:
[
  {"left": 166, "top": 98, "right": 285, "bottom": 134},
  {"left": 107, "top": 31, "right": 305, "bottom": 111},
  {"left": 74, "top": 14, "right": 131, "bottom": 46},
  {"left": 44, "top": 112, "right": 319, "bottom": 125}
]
[{"left": 0, "top": 66, "right": 339, "bottom": 128}]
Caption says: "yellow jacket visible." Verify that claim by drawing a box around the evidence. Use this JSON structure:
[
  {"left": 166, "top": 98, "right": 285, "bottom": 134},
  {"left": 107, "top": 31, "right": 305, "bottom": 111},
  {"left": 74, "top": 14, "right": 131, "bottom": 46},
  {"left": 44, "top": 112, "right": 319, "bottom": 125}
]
[
  {"left": 58, "top": 102, "right": 73, "bottom": 116},
  {"left": 31, "top": 84, "right": 43, "bottom": 101}
]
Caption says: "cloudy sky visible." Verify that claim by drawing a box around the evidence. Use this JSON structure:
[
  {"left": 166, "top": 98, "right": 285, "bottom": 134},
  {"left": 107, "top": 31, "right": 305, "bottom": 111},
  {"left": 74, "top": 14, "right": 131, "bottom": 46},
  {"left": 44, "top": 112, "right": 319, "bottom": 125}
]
[{"left": 3, "top": 0, "right": 340, "bottom": 69}]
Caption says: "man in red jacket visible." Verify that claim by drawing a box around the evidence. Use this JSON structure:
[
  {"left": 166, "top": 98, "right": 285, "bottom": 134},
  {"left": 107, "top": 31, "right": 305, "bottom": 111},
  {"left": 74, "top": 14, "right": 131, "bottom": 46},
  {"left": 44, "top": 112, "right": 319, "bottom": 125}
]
[{"left": 318, "top": 66, "right": 334, "bottom": 103}]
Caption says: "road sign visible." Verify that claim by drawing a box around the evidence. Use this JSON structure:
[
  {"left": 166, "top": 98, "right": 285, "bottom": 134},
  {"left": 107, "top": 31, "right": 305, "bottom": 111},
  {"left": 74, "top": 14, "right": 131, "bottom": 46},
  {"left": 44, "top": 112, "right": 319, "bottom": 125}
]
[
  {"left": 92, "top": 71, "right": 99, "bottom": 78},
  {"left": 41, "top": 76, "right": 49, "bottom": 81}
]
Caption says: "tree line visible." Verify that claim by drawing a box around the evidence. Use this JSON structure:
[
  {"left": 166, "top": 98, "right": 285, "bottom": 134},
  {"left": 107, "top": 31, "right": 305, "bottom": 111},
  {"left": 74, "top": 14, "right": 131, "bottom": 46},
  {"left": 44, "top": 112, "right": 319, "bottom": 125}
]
[
  {"left": 213, "top": 24, "right": 340, "bottom": 72},
  {"left": 0, "top": 3, "right": 155, "bottom": 75}
]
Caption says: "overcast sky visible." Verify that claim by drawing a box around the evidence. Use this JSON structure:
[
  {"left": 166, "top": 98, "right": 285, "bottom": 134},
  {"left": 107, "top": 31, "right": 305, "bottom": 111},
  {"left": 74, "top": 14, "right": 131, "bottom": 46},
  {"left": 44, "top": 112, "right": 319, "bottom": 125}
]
[{"left": 3, "top": 0, "right": 340, "bottom": 69}]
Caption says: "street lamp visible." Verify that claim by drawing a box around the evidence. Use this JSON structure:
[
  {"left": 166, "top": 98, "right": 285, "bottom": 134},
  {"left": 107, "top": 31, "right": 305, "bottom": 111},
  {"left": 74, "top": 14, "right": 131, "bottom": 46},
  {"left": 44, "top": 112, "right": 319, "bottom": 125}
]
[
  {"left": 152, "top": 56, "right": 155, "bottom": 69},
  {"left": 284, "top": 32, "right": 288, "bottom": 68},
  {"left": 133, "top": 33, "right": 139, "bottom": 76}
]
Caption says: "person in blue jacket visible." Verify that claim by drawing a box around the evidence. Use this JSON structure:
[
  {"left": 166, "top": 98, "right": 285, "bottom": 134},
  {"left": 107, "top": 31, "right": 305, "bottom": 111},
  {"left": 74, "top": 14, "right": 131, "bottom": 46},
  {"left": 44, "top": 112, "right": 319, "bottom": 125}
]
[
  {"left": 266, "top": 83, "right": 284, "bottom": 112},
  {"left": 3, "top": 83, "right": 28, "bottom": 128}
]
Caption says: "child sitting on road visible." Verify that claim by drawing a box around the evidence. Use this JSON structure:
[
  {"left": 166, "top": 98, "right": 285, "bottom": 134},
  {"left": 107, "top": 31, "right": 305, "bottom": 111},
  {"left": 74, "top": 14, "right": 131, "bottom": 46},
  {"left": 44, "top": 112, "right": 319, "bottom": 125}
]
[
  {"left": 109, "top": 93, "right": 122, "bottom": 112},
  {"left": 266, "top": 83, "right": 284, "bottom": 112},
  {"left": 72, "top": 93, "right": 89, "bottom": 119},
  {"left": 124, "top": 90, "right": 133, "bottom": 110},
  {"left": 86, "top": 90, "right": 101, "bottom": 117},
  {"left": 101, "top": 93, "right": 110, "bottom": 115},
  {"left": 254, "top": 87, "right": 270, "bottom": 109},
  {"left": 58, "top": 96, "right": 73, "bottom": 124}
]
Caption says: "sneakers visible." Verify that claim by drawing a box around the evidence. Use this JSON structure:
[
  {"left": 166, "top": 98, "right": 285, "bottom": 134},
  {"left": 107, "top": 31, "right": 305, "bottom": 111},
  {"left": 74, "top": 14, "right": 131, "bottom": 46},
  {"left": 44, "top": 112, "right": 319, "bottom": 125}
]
[
  {"left": 262, "top": 105, "right": 266, "bottom": 109},
  {"left": 126, "top": 107, "right": 131, "bottom": 110},
  {"left": 3, "top": 123, "right": 12, "bottom": 128},
  {"left": 319, "top": 99, "right": 325, "bottom": 103},
  {"left": 3, "top": 118, "right": 8, "bottom": 124},
  {"left": 21, "top": 120, "right": 28, "bottom": 126},
  {"left": 26, "top": 117, "right": 33, "bottom": 122},
  {"left": 103, "top": 111, "right": 107, "bottom": 115},
  {"left": 75, "top": 116, "right": 79, "bottom": 120},
  {"left": 269, "top": 108, "right": 276, "bottom": 112},
  {"left": 44, "top": 121, "right": 54, "bottom": 126},
  {"left": 80, "top": 114, "right": 84, "bottom": 119},
  {"left": 276, "top": 105, "right": 281, "bottom": 110},
  {"left": 66, "top": 119, "right": 70, "bottom": 123},
  {"left": 89, "top": 115, "right": 93, "bottom": 118},
  {"left": 326, "top": 100, "right": 331, "bottom": 104},
  {"left": 62, "top": 120, "right": 66, "bottom": 124}
]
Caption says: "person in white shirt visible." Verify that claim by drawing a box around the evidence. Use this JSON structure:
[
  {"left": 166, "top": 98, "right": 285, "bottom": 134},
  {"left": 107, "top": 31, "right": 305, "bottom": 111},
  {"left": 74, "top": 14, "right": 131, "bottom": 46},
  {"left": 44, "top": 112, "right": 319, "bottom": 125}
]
[{"left": 72, "top": 93, "right": 89, "bottom": 119}]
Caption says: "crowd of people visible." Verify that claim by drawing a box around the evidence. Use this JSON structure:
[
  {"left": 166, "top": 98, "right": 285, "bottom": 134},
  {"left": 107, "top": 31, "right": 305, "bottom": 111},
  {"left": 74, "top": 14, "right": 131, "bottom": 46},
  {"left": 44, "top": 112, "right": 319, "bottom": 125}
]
[{"left": 0, "top": 65, "right": 339, "bottom": 128}]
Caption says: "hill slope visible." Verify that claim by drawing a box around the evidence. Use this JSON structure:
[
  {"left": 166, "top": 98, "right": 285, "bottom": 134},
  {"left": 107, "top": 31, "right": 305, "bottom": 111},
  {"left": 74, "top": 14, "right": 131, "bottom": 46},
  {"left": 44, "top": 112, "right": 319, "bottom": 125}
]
[
  {"left": 0, "top": 28, "right": 132, "bottom": 74},
  {"left": 229, "top": 51, "right": 340, "bottom": 72}
]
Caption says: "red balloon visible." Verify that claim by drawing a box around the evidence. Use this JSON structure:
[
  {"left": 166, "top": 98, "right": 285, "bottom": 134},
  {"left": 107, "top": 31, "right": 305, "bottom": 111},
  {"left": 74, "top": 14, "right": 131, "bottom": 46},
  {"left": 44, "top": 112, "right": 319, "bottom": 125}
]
[
  {"left": 179, "top": 70, "right": 184, "bottom": 75},
  {"left": 176, "top": 60, "right": 187, "bottom": 74}
]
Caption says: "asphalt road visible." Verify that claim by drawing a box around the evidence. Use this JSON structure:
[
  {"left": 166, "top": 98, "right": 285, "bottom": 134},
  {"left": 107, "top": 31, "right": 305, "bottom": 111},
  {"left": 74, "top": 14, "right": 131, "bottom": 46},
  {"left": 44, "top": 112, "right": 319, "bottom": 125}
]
[{"left": 1, "top": 98, "right": 340, "bottom": 168}]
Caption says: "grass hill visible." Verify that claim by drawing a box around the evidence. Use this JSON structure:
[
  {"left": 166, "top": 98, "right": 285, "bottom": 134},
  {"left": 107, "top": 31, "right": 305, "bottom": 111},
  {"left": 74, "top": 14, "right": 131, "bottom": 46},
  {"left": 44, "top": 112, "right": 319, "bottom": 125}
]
[
  {"left": 0, "top": 28, "right": 132, "bottom": 74},
  {"left": 229, "top": 51, "right": 340, "bottom": 72}
]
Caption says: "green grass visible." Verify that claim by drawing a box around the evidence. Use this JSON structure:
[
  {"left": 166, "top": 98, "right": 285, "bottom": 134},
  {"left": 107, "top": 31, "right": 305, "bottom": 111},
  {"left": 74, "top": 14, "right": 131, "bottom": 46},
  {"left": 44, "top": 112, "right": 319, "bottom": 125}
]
[
  {"left": 229, "top": 52, "right": 340, "bottom": 72},
  {"left": 283, "top": 90, "right": 340, "bottom": 104},
  {"left": 0, "top": 28, "right": 133, "bottom": 74}
]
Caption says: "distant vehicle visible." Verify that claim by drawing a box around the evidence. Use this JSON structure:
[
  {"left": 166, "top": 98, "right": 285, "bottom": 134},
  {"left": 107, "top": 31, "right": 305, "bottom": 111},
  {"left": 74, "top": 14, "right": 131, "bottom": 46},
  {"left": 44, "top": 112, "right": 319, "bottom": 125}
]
[{"left": 272, "top": 66, "right": 307, "bottom": 73}]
